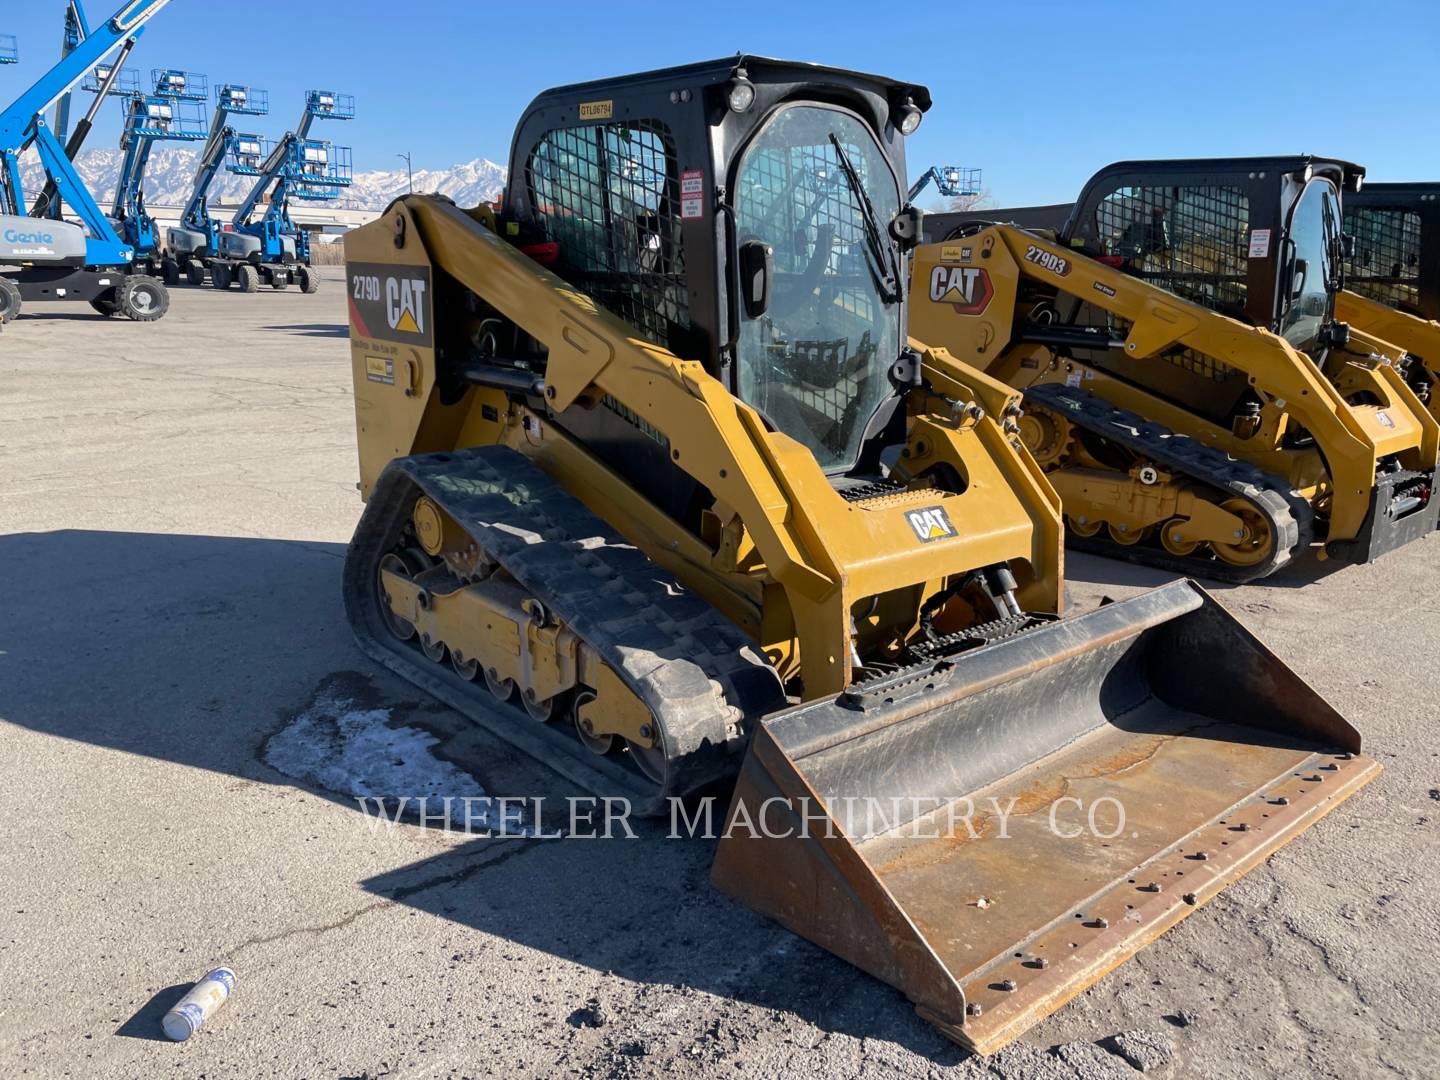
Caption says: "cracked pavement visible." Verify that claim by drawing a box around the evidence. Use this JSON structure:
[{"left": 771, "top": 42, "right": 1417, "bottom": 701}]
[{"left": 1, "top": 271, "right": 1438, "bottom": 1078}]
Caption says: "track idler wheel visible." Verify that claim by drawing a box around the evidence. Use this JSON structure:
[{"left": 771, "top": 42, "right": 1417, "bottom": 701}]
[
  {"left": 627, "top": 735, "right": 668, "bottom": 785},
  {"left": 1211, "top": 498, "right": 1274, "bottom": 568},
  {"left": 1067, "top": 515, "right": 1102, "bottom": 538},
  {"left": 376, "top": 551, "right": 420, "bottom": 641}
]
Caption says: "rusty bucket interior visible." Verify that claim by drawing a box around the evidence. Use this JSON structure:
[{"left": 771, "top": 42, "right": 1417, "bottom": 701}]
[{"left": 711, "top": 579, "right": 1379, "bottom": 1055}]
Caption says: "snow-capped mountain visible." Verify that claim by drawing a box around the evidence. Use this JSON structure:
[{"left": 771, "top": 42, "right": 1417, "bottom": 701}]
[{"left": 18, "top": 149, "right": 507, "bottom": 210}]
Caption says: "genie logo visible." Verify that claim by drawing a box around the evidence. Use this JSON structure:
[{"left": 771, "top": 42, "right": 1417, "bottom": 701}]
[{"left": 4, "top": 228, "right": 55, "bottom": 245}]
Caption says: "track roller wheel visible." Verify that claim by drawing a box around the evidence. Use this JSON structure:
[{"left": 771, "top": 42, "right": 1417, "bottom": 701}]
[
  {"left": 1107, "top": 522, "right": 1152, "bottom": 546},
  {"left": 522, "top": 687, "right": 558, "bottom": 722},
  {"left": 298, "top": 265, "right": 319, "bottom": 294},
  {"left": 185, "top": 263, "right": 206, "bottom": 287},
  {"left": 1067, "top": 515, "right": 1102, "bottom": 538},
  {"left": 117, "top": 276, "right": 169, "bottom": 322},
  {"left": 0, "top": 277, "right": 24, "bottom": 323},
  {"left": 571, "top": 690, "right": 614, "bottom": 755},
  {"left": 1160, "top": 517, "right": 1202, "bottom": 557},
  {"left": 420, "top": 632, "right": 447, "bottom": 663},
  {"left": 236, "top": 263, "right": 260, "bottom": 293},
  {"left": 484, "top": 666, "right": 516, "bottom": 702},
  {"left": 1211, "top": 497, "right": 1274, "bottom": 568},
  {"left": 450, "top": 650, "right": 479, "bottom": 681}
]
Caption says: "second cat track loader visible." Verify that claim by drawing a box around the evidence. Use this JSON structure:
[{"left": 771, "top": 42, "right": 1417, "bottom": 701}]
[
  {"left": 914, "top": 157, "right": 1440, "bottom": 580},
  {"left": 342, "top": 62, "right": 1378, "bottom": 1053}
]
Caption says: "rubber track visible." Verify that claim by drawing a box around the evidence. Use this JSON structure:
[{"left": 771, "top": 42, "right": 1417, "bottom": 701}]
[
  {"left": 1025, "top": 382, "right": 1313, "bottom": 584},
  {"left": 344, "top": 447, "right": 786, "bottom": 815}
]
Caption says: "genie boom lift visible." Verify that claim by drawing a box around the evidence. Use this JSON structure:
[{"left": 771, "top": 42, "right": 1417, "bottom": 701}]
[
  {"left": 168, "top": 81, "right": 268, "bottom": 285},
  {"left": 0, "top": 0, "right": 174, "bottom": 324},
  {"left": 211, "top": 88, "right": 354, "bottom": 294}
]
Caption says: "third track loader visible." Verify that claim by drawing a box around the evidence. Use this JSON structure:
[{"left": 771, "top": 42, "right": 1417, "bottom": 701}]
[
  {"left": 342, "top": 64, "right": 1377, "bottom": 1053},
  {"left": 913, "top": 157, "right": 1440, "bottom": 580}
]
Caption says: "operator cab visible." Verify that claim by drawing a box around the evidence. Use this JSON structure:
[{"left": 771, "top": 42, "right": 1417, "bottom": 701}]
[
  {"left": 491, "top": 57, "right": 930, "bottom": 512},
  {"left": 1061, "top": 156, "right": 1363, "bottom": 356}
]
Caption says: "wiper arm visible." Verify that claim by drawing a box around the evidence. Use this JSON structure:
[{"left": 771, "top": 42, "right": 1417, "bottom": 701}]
[{"left": 828, "top": 133, "right": 901, "bottom": 304}]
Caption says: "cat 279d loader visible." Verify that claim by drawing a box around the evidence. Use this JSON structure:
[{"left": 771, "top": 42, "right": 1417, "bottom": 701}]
[
  {"left": 1336, "top": 182, "right": 1440, "bottom": 413},
  {"left": 343, "top": 62, "right": 1377, "bottom": 1054},
  {"left": 914, "top": 157, "right": 1440, "bottom": 580}
]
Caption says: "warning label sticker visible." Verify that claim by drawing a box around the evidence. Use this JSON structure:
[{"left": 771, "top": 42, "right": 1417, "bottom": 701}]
[
  {"left": 681, "top": 169, "right": 704, "bottom": 219},
  {"left": 1248, "top": 229, "right": 1272, "bottom": 259}
]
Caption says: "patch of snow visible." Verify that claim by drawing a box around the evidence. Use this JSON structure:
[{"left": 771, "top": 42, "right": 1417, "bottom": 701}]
[{"left": 264, "top": 686, "right": 498, "bottom": 828}]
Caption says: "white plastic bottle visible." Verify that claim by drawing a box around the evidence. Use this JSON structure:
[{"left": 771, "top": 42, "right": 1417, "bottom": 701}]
[{"left": 162, "top": 967, "right": 237, "bottom": 1041}]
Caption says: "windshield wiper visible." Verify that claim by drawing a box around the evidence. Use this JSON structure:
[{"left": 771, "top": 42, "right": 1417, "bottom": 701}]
[{"left": 828, "top": 133, "right": 901, "bottom": 304}]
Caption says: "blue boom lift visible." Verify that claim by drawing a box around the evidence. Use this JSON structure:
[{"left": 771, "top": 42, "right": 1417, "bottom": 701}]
[
  {"left": 211, "top": 89, "right": 354, "bottom": 294},
  {"left": 907, "top": 164, "right": 982, "bottom": 203},
  {"left": 168, "top": 81, "right": 268, "bottom": 284},
  {"left": 104, "top": 67, "right": 208, "bottom": 284},
  {"left": 0, "top": 0, "right": 175, "bottom": 324}
]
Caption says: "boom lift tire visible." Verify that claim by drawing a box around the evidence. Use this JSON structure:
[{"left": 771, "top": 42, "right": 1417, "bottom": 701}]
[
  {"left": 116, "top": 276, "right": 169, "bottom": 322},
  {"left": 236, "top": 263, "right": 260, "bottom": 293},
  {"left": 298, "top": 265, "right": 318, "bottom": 294},
  {"left": 0, "top": 277, "right": 21, "bottom": 323}
]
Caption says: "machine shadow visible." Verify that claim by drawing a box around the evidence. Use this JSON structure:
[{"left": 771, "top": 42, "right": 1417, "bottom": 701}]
[
  {"left": 0, "top": 529, "right": 355, "bottom": 786},
  {"left": 1064, "top": 544, "right": 1352, "bottom": 593},
  {"left": 359, "top": 826, "right": 971, "bottom": 1061},
  {"left": 0, "top": 528, "right": 969, "bottom": 1059},
  {"left": 261, "top": 323, "right": 349, "bottom": 337}
]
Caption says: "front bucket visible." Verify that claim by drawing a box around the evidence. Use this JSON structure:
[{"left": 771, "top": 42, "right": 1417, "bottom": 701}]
[{"left": 711, "top": 580, "right": 1379, "bottom": 1055}]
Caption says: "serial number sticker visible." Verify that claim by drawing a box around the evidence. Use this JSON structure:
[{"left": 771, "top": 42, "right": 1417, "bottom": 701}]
[
  {"left": 1248, "top": 228, "right": 1271, "bottom": 259},
  {"left": 1066, "top": 369, "right": 1083, "bottom": 388},
  {"left": 365, "top": 356, "right": 395, "bottom": 385},
  {"left": 579, "top": 99, "right": 613, "bottom": 121}
]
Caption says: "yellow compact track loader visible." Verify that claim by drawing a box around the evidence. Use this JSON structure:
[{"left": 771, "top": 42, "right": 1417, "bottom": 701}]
[
  {"left": 1336, "top": 182, "right": 1440, "bottom": 414},
  {"left": 914, "top": 158, "right": 1440, "bottom": 581},
  {"left": 343, "top": 63, "right": 1378, "bottom": 1053}
]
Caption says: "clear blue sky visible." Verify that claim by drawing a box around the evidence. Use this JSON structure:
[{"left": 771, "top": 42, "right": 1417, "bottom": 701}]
[{"left": 6, "top": 0, "right": 1439, "bottom": 206}]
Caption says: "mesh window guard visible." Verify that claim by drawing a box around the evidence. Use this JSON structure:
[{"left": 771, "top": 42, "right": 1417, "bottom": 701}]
[
  {"left": 1093, "top": 185, "right": 1251, "bottom": 317},
  {"left": 735, "top": 138, "right": 880, "bottom": 445},
  {"left": 1344, "top": 206, "right": 1422, "bottom": 311},
  {"left": 526, "top": 119, "right": 689, "bottom": 350}
]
